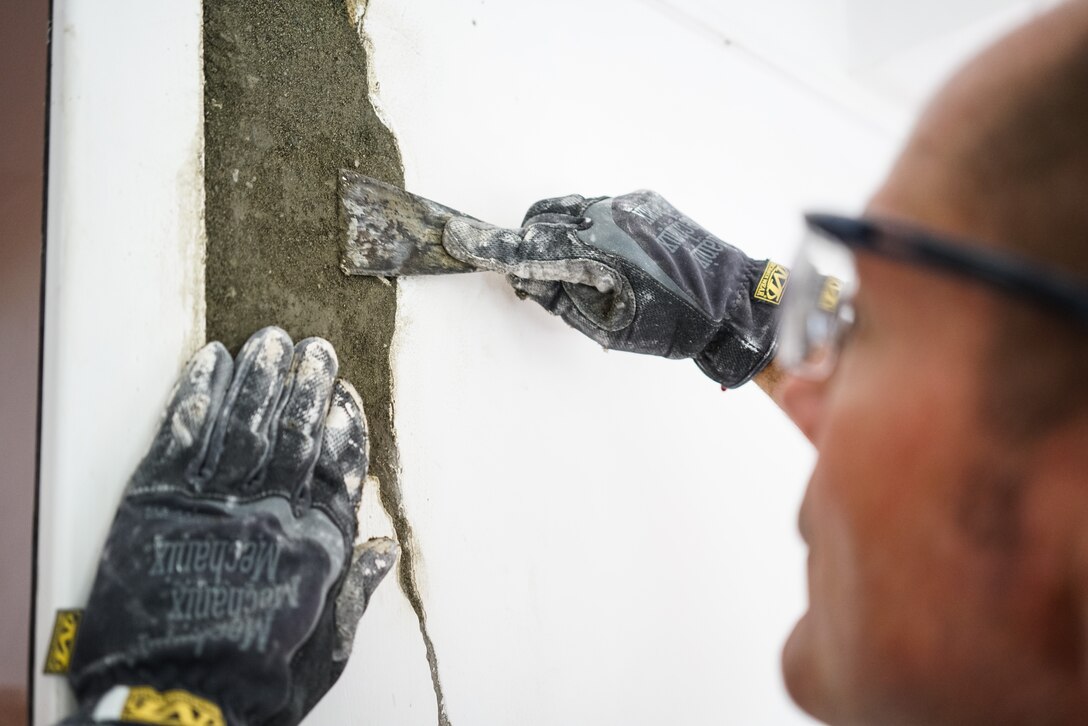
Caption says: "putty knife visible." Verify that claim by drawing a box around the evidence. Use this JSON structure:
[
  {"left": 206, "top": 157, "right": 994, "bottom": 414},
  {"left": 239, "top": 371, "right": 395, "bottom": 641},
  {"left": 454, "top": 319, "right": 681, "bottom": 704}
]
[{"left": 338, "top": 170, "right": 479, "bottom": 277}]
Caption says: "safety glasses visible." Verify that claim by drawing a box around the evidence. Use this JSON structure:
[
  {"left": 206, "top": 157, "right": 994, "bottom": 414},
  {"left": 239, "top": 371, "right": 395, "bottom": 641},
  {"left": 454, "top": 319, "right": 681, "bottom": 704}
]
[{"left": 777, "top": 213, "right": 1088, "bottom": 380}]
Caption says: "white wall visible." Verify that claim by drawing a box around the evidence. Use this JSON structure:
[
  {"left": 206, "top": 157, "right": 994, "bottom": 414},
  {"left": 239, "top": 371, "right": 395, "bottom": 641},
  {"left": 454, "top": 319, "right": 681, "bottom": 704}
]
[
  {"left": 320, "top": 1, "right": 1059, "bottom": 724},
  {"left": 321, "top": 1, "right": 888, "bottom": 724}
]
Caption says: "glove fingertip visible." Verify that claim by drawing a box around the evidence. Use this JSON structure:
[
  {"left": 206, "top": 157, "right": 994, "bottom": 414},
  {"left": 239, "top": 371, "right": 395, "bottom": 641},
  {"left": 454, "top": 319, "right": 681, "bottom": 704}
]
[
  {"left": 356, "top": 537, "right": 400, "bottom": 592},
  {"left": 507, "top": 274, "right": 560, "bottom": 304},
  {"left": 294, "top": 336, "right": 340, "bottom": 379},
  {"left": 189, "top": 340, "right": 235, "bottom": 427},
  {"left": 136, "top": 340, "right": 234, "bottom": 484},
  {"left": 522, "top": 194, "right": 587, "bottom": 225},
  {"left": 321, "top": 378, "right": 369, "bottom": 504},
  {"left": 442, "top": 216, "right": 502, "bottom": 257},
  {"left": 332, "top": 538, "right": 400, "bottom": 661}
]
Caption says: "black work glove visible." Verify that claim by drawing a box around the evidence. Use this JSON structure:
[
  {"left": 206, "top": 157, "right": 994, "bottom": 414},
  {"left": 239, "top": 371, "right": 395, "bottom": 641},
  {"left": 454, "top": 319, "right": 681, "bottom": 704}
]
[
  {"left": 59, "top": 327, "right": 398, "bottom": 726},
  {"left": 443, "top": 190, "right": 787, "bottom": 388}
]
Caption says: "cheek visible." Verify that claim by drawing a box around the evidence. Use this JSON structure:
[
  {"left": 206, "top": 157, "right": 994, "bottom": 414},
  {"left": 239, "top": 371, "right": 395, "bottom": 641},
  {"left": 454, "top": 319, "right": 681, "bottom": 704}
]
[
  {"left": 801, "top": 338, "right": 988, "bottom": 704},
  {"left": 816, "top": 316, "right": 982, "bottom": 563}
]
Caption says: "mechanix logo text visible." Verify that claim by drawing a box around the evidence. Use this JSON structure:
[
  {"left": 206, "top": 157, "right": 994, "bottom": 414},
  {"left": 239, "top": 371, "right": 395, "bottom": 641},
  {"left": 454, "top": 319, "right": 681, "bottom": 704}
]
[
  {"left": 144, "top": 535, "right": 296, "bottom": 656},
  {"left": 657, "top": 219, "right": 729, "bottom": 270},
  {"left": 754, "top": 262, "right": 789, "bottom": 304},
  {"left": 150, "top": 535, "right": 280, "bottom": 585}
]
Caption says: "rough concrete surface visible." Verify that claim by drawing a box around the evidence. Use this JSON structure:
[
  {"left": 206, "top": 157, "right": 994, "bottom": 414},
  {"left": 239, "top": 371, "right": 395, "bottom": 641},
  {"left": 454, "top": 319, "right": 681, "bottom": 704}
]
[
  {"left": 204, "top": 0, "right": 400, "bottom": 461},
  {"left": 204, "top": 2, "right": 449, "bottom": 722}
]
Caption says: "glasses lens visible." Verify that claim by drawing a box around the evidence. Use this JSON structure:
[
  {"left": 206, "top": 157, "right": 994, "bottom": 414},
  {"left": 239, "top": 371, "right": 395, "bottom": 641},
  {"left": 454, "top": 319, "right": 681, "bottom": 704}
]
[{"left": 778, "top": 225, "right": 858, "bottom": 379}]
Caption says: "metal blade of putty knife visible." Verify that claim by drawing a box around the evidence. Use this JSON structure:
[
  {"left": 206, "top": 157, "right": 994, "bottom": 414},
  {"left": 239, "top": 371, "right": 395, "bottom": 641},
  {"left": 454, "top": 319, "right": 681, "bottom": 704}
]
[{"left": 338, "top": 170, "right": 479, "bottom": 277}]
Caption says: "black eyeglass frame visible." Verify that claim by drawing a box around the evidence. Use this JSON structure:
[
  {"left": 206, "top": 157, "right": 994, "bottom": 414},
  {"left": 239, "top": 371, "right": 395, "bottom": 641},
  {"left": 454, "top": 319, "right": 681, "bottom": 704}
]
[{"left": 805, "top": 213, "right": 1088, "bottom": 327}]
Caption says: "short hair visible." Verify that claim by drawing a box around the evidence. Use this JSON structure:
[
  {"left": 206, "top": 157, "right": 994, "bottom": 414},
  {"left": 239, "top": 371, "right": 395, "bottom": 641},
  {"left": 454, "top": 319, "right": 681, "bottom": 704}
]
[{"left": 957, "top": 1, "right": 1088, "bottom": 438}]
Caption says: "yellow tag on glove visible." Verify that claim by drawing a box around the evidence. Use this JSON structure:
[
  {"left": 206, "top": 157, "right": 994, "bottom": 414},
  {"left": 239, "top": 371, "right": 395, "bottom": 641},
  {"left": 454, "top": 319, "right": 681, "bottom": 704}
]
[
  {"left": 754, "top": 261, "right": 789, "bottom": 304},
  {"left": 43, "top": 609, "right": 82, "bottom": 674},
  {"left": 121, "top": 686, "right": 224, "bottom": 726}
]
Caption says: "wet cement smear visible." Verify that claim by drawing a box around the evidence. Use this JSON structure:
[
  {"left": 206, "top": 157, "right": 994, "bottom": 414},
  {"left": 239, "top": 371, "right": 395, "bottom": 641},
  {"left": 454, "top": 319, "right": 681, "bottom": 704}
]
[{"left": 203, "top": 1, "right": 448, "bottom": 722}]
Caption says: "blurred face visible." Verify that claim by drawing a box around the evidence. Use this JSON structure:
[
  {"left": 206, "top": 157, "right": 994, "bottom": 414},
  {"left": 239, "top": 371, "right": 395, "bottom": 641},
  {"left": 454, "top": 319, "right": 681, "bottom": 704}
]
[
  {"left": 773, "top": 4, "right": 1088, "bottom": 722},
  {"left": 778, "top": 132, "right": 1081, "bottom": 726},
  {"left": 779, "top": 241, "right": 1013, "bottom": 724},
  {"left": 773, "top": 6, "right": 1088, "bottom": 719}
]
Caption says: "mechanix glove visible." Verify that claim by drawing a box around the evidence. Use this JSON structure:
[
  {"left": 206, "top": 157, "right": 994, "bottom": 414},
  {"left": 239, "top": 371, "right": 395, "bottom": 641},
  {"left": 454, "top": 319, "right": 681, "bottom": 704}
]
[
  {"left": 57, "top": 327, "right": 398, "bottom": 726},
  {"left": 443, "top": 191, "right": 788, "bottom": 388}
]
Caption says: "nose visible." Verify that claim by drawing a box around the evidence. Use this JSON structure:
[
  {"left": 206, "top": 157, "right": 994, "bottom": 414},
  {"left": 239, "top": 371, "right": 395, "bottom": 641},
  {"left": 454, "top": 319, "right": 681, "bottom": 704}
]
[{"left": 778, "top": 372, "right": 828, "bottom": 444}]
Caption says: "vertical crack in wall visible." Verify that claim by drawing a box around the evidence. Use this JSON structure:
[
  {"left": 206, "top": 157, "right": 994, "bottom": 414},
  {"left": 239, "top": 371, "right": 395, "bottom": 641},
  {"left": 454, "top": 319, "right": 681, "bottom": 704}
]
[
  {"left": 203, "top": 1, "right": 449, "bottom": 722},
  {"left": 374, "top": 422, "right": 451, "bottom": 726},
  {"left": 343, "top": 3, "right": 451, "bottom": 724}
]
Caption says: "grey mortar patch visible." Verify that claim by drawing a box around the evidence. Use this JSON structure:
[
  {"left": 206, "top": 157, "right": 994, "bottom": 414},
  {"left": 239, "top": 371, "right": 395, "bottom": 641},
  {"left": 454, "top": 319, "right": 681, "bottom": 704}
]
[{"left": 203, "top": 0, "right": 449, "bottom": 723}]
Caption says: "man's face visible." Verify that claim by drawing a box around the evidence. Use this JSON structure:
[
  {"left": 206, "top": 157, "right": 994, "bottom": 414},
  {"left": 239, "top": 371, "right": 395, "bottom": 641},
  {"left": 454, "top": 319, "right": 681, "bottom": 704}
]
[
  {"left": 781, "top": 241, "right": 998, "bottom": 722},
  {"left": 772, "top": 4, "right": 1088, "bottom": 715},
  {"left": 778, "top": 157, "right": 1076, "bottom": 725},
  {"left": 774, "top": 4, "right": 1088, "bottom": 721}
]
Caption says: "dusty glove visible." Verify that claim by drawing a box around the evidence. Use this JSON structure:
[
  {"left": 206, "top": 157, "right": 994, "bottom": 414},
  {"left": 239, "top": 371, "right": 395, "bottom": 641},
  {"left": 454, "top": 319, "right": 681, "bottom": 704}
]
[
  {"left": 443, "top": 190, "right": 787, "bottom": 388},
  {"left": 59, "top": 327, "right": 398, "bottom": 726}
]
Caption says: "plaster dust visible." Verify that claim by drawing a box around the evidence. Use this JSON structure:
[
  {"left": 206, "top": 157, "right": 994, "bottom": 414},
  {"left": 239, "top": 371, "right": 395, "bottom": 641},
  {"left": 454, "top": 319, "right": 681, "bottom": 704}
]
[{"left": 203, "top": 1, "right": 447, "bottom": 722}]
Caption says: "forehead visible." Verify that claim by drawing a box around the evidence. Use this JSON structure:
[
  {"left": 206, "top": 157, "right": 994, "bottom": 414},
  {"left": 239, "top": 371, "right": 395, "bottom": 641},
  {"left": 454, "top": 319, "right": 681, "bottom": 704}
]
[{"left": 861, "top": 157, "right": 994, "bottom": 316}]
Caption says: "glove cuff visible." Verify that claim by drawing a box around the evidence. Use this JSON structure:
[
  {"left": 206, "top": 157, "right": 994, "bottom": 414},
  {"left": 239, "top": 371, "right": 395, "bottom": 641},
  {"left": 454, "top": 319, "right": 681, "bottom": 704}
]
[
  {"left": 695, "top": 259, "right": 787, "bottom": 388},
  {"left": 695, "top": 332, "right": 778, "bottom": 389}
]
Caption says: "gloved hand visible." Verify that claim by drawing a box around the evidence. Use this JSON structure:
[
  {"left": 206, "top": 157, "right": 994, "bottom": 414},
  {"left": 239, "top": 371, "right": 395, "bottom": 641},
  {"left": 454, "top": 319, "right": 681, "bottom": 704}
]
[
  {"left": 442, "top": 190, "right": 787, "bottom": 388},
  {"left": 59, "top": 327, "right": 398, "bottom": 726}
]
